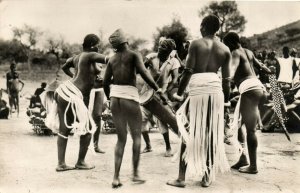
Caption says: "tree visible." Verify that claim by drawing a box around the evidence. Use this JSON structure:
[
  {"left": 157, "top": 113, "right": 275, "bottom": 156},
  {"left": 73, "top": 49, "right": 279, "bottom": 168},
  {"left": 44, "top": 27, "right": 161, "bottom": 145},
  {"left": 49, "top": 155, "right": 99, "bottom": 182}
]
[
  {"left": 153, "top": 17, "right": 190, "bottom": 60},
  {"left": 199, "top": 1, "right": 247, "bottom": 39},
  {"left": 128, "top": 36, "right": 147, "bottom": 51},
  {"left": 12, "top": 24, "right": 42, "bottom": 71},
  {"left": 0, "top": 39, "right": 28, "bottom": 63}
]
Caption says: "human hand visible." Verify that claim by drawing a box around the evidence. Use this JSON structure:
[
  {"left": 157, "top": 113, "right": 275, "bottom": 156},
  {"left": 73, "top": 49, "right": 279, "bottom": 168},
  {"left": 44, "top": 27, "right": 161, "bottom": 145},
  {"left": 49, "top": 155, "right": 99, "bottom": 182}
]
[
  {"left": 269, "top": 66, "right": 276, "bottom": 74},
  {"left": 156, "top": 89, "right": 168, "bottom": 105},
  {"left": 224, "top": 101, "right": 231, "bottom": 107},
  {"left": 173, "top": 93, "right": 184, "bottom": 102}
]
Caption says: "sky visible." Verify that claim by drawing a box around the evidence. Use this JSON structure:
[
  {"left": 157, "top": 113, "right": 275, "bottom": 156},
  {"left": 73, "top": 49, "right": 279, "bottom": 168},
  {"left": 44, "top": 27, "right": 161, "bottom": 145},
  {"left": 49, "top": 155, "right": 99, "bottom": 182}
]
[{"left": 0, "top": 0, "right": 300, "bottom": 48}]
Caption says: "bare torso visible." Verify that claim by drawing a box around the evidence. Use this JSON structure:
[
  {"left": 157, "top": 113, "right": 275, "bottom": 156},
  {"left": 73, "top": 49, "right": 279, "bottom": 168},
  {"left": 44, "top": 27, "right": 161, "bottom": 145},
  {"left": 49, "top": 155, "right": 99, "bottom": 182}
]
[
  {"left": 71, "top": 52, "right": 101, "bottom": 95},
  {"left": 232, "top": 48, "right": 257, "bottom": 87},
  {"left": 108, "top": 49, "right": 138, "bottom": 87},
  {"left": 191, "top": 37, "right": 230, "bottom": 73}
]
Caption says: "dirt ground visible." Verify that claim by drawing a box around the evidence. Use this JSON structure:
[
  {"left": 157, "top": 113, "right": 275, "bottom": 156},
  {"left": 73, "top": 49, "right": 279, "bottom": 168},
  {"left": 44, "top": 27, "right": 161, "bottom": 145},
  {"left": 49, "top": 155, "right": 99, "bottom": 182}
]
[{"left": 0, "top": 78, "right": 300, "bottom": 193}]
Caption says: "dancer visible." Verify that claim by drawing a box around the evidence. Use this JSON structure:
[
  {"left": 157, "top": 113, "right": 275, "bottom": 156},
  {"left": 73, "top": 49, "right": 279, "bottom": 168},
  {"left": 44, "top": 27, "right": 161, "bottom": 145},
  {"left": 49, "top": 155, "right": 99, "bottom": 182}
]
[
  {"left": 223, "top": 32, "right": 274, "bottom": 174},
  {"left": 167, "top": 15, "right": 231, "bottom": 188},
  {"left": 54, "top": 34, "right": 107, "bottom": 172},
  {"left": 103, "top": 29, "right": 163, "bottom": 188}
]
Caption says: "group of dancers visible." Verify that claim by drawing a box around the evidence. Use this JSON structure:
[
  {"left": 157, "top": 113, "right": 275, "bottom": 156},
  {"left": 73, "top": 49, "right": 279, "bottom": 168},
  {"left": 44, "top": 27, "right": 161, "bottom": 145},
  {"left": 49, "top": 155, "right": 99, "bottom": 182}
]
[{"left": 47, "top": 15, "right": 277, "bottom": 188}]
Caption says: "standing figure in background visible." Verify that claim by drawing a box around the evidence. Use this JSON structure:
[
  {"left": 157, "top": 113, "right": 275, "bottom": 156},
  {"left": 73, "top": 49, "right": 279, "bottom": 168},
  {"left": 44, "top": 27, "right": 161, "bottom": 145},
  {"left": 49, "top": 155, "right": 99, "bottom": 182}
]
[{"left": 6, "top": 63, "right": 24, "bottom": 116}]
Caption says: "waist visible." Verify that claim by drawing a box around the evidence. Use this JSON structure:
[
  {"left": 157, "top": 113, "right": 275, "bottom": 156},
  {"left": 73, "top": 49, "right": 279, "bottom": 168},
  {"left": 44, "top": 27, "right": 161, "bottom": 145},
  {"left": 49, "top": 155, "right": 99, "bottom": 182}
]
[
  {"left": 110, "top": 85, "right": 139, "bottom": 103},
  {"left": 238, "top": 78, "right": 264, "bottom": 94},
  {"left": 189, "top": 73, "right": 222, "bottom": 95}
]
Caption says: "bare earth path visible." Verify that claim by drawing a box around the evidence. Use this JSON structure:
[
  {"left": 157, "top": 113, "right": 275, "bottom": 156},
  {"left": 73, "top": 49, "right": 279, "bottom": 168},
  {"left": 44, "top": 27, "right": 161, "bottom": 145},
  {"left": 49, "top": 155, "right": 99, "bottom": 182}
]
[{"left": 0, "top": 90, "right": 300, "bottom": 193}]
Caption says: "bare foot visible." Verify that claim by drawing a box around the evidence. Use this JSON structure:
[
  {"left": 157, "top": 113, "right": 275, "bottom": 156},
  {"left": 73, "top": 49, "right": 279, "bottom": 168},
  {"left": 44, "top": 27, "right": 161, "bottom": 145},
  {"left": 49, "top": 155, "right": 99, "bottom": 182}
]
[
  {"left": 112, "top": 178, "right": 123, "bottom": 188},
  {"left": 239, "top": 166, "right": 258, "bottom": 174},
  {"left": 165, "top": 149, "right": 173, "bottom": 157},
  {"left": 201, "top": 173, "right": 212, "bottom": 187},
  {"left": 75, "top": 162, "right": 95, "bottom": 170},
  {"left": 56, "top": 164, "right": 76, "bottom": 172},
  {"left": 231, "top": 154, "right": 249, "bottom": 170},
  {"left": 94, "top": 147, "right": 105, "bottom": 154},
  {"left": 132, "top": 175, "right": 146, "bottom": 184},
  {"left": 166, "top": 179, "right": 186, "bottom": 188},
  {"left": 141, "top": 147, "right": 153, "bottom": 154}
]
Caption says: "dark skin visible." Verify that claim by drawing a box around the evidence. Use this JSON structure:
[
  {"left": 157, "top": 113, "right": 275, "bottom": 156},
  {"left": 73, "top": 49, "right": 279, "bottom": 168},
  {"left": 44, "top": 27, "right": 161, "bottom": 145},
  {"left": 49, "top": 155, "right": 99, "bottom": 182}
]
[
  {"left": 228, "top": 45, "right": 274, "bottom": 174},
  {"left": 103, "top": 43, "right": 161, "bottom": 187},
  {"left": 141, "top": 50, "right": 180, "bottom": 156},
  {"left": 168, "top": 24, "right": 231, "bottom": 188},
  {"left": 63, "top": 57, "right": 107, "bottom": 154},
  {"left": 56, "top": 46, "right": 106, "bottom": 172}
]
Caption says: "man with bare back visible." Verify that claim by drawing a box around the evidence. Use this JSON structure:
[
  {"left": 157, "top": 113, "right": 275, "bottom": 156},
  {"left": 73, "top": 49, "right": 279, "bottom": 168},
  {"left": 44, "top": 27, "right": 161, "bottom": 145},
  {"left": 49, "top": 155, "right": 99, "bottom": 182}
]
[
  {"left": 167, "top": 15, "right": 231, "bottom": 188},
  {"left": 103, "top": 29, "right": 163, "bottom": 188},
  {"left": 54, "top": 34, "right": 107, "bottom": 172},
  {"left": 223, "top": 32, "right": 274, "bottom": 174}
]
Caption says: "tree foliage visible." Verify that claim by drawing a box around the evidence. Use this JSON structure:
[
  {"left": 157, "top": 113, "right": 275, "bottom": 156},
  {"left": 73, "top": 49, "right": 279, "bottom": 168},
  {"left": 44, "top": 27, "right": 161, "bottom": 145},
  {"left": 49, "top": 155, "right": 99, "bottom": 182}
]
[
  {"left": 153, "top": 18, "right": 190, "bottom": 59},
  {"left": 199, "top": 1, "right": 247, "bottom": 39}
]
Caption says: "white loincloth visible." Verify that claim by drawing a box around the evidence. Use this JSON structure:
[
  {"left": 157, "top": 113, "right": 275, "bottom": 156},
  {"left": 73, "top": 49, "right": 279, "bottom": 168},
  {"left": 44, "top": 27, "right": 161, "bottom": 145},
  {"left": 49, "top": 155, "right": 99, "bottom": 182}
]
[
  {"left": 47, "top": 80, "right": 96, "bottom": 136},
  {"left": 176, "top": 73, "right": 229, "bottom": 181},
  {"left": 230, "top": 78, "right": 265, "bottom": 135},
  {"left": 88, "top": 88, "right": 107, "bottom": 112},
  {"left": 110, "top": 85, "right": 139, "bottom": 103}
]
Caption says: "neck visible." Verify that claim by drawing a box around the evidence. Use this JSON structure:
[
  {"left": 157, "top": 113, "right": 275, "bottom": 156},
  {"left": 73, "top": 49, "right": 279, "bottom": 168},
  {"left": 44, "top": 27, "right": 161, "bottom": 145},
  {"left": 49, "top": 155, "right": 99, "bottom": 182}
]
[{"left": 204, "top": 33, "right": 216, "bottom": 39}]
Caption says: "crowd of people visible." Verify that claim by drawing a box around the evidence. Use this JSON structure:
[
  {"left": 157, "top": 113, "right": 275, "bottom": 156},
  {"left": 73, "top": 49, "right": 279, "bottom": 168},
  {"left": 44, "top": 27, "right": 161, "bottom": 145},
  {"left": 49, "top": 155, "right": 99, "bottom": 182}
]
[{"left": 3, "top": 14, "right": 300, "bottom": 189}]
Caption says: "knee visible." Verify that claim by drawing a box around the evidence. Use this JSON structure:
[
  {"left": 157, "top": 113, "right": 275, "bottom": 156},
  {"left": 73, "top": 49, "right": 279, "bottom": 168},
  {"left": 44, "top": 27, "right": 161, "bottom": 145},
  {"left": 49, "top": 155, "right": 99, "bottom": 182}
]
[
  {"left": 117, "top": 136, "right": 127, "bottom": 146},
  {"left": 246, "top": 129, "right": 256, "bottom": 135}
]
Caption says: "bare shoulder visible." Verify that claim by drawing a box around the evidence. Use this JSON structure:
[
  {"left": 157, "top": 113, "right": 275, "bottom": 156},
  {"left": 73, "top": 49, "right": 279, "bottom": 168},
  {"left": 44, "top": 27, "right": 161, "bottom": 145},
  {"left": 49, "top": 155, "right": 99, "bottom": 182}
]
[
  {"left": 129, "top": 50, "right": 142, "bottom": 60},
  {"left": 244, "top": 48, "right": 254, "bottom": 57},
  {"left": 214, "top": 40, "right": 230, "bottom": 53}
]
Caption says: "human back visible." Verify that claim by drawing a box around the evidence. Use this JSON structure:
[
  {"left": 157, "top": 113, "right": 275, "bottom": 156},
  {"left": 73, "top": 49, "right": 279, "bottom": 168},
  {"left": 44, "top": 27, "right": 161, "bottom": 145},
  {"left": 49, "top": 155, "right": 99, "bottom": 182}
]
[
  {"left": 71, "top": 52, "right": 101, "bottom": 95},
  {"left": 108, "top": 49, "right": 137, "bottom": 87},
  {"left": 232, "top": 48, "right": 257, "bottom": 86},
  {"left": 192, "top": 38, "right": 230, "bottom": 74}
]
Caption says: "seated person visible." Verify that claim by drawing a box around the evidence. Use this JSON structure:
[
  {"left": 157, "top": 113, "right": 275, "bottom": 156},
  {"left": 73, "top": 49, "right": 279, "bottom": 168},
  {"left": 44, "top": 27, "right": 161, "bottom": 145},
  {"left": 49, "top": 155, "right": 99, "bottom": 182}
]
[
  {"left": 29, "top": 82, "right": 47, "bottom": 108},
  {"left": 0, "top": 89, "right": 9, "bottom": 119}
]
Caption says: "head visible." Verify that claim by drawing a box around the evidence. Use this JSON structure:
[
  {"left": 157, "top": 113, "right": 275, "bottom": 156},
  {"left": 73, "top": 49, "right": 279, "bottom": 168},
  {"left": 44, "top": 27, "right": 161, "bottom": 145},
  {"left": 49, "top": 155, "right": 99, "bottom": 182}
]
[
  {"left": 282, "top": 46, "right": 290, "bottom": 58},
  {"left": 109, "top": 29, "right": 128, "bottom": 52},
  {"left": 157, "top": 38, "right": 176, "bottom": 62},
  {"left": 200, "top": 15, "right": 220, "bottom": 37},
  {"left": 270, "top": 51, "right": 276, "bottom": 59},
  {"left": 41, "top": 82, "right": 47, "bottom": 89},
  {"left": 223, "top": 32, "right": 240, "bottom": 51},
  {"left": 10, "top": 63, "right": 16, "bottom": 72},
  {"left": 82, "top": 34, "right": 100, "bottom": 52},
  {"left": 291, "top": 48, "right": 297, "bottom": 57}
]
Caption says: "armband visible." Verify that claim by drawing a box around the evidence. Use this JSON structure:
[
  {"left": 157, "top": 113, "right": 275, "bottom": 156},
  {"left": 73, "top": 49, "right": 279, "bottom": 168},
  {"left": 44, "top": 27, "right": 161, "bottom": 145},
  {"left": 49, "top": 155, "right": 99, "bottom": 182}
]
[{"left": 183, "top": 67, "right": 194, "bottom": 74}]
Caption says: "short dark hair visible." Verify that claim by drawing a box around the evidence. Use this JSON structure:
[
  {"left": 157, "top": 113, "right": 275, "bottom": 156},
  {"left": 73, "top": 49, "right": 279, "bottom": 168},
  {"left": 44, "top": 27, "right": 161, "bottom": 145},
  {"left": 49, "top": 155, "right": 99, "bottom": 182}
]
[
  {"left": 82, "top": 34, "right": 100, "bottom": 49},
  {"left": 223, "top": 32, "right": 240, "bottom": 50},
  {"left": 282, "top": 46, "right": 289, "bottom": 53},
  {"left": 201, "top": 15, "right": 220, "bottom": 34},
  {"left": 41, "top": 82, "right": 47, "bottom": 88}
]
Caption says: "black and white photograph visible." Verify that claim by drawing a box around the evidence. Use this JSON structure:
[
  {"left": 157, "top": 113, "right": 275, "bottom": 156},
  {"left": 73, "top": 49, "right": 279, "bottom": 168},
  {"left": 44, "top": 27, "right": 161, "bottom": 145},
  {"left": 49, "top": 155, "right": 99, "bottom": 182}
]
[{"left": 0, "top": 0, "right": 300, "bottom": 192}]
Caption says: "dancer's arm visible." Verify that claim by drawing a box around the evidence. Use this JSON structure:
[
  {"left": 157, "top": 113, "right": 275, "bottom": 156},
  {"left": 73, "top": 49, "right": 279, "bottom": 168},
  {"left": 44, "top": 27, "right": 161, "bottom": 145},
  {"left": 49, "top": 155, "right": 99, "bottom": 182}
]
[
  {"left": 103, "top": 62, "right": 113, "bottom": 100},
  {"left": 252, "top": 54, "right": 273, "bottom": 74},
  {"left": 62, "top": 57, "right": 75, "bottom": 78},
  {"left": 222, "top": 51, "right": 232, "bottom": 103},
  {"left": 176, "top": 41, "right": 197, "bottom": 96},
  {"left": 135, "top": 52, "right": 159, "bottom": 91}
]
